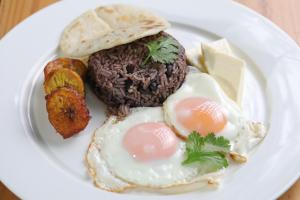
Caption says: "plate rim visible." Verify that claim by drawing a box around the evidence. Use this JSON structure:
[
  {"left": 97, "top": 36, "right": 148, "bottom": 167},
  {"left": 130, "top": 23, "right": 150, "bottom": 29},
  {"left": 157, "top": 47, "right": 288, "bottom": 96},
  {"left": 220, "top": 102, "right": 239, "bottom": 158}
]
[{"left": 0, "top": 0, "right": 300, "bottom": 199}]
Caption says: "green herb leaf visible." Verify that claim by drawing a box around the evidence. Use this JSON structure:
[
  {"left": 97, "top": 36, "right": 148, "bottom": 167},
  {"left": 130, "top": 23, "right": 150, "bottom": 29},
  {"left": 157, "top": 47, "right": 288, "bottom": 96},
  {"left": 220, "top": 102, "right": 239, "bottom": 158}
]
[
  {"left": 142, "top": 37, "right": 179, "bottom": 66},
  {"left": 182, "top": 132, "right": 231, "bottom": 173},
  {"left": 185, "top": 131, "right": 204, "bottom": 153},
  {"left": 203, "top": 133, "right": 230, "bottom": 153},
  {"left": 182, "top": 151, "right": 228, "bottom": 173}
]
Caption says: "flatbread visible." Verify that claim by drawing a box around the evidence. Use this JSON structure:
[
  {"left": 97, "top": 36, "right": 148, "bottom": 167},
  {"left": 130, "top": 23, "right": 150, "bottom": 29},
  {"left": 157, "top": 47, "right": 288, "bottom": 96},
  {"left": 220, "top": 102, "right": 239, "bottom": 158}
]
[{"left": 60, "top": 4, "right": 170, "bottom": 58}]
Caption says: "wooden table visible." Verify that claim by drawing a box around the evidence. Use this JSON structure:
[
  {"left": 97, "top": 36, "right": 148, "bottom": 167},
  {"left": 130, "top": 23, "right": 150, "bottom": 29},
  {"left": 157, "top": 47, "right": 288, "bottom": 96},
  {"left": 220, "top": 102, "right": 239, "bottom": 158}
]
[{"left": 0, "top": 0, "right": 299, "bottom": 199}]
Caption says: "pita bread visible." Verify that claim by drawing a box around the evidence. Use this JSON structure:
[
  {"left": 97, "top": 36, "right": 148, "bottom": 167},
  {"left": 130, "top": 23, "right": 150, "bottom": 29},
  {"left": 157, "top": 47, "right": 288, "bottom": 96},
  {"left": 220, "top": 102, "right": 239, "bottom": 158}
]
[{"left": 60, "top": 4, "right": 170, "bottom": 58}]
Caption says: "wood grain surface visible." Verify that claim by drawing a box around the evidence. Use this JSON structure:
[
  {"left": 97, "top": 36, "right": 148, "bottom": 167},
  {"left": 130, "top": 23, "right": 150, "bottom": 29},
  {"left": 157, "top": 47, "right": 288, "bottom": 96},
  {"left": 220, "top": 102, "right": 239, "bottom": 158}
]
[{"left": 0, "top": 0, "right": 299, "bottom": 199}]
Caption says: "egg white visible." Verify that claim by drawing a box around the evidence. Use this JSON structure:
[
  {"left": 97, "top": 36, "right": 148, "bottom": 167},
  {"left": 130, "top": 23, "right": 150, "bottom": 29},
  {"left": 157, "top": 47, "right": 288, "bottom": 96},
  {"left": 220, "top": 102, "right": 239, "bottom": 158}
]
[
  {"left": 95, "top": 107, "right": 202, "bottom": 188},
  {"left": 86, "top": 140, "right": 134, "bottom": 192}
]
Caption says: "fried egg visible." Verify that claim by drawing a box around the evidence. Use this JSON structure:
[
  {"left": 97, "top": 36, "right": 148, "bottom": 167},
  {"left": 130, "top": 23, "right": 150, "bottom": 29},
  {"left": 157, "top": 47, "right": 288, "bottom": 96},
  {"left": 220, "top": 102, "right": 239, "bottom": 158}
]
[
  {"left": 163, "top": 67, "right": 266, "bottom": 155},
  {"left": 86, "top": 67, "right": 266, "bottom": 193},
  {"left": 86, "top": 107, "right": 223, "bottom": 192}
]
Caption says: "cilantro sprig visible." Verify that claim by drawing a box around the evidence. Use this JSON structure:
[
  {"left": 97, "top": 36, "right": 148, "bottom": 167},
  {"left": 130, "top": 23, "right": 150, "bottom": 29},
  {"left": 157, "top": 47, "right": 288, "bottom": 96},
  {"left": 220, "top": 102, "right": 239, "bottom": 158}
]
[
  {"left": 142, "top": 37, "right": 179, "bottom": 66},
  {"left": 182, "top": 131, "right": 231, "bottom": 173}
]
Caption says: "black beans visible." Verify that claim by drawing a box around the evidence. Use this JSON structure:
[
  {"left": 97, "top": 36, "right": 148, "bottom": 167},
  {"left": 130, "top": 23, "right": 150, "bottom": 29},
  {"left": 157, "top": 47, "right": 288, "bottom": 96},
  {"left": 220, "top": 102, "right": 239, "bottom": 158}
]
[
  {"left": 87, "top": 32, "right": 187, "bottom": 117},
  {"left": 126, "top": 64, "right": 135, "bottom": 73},
  {"left": 166, "top": 64, "right": 173, "bottom": 77},
  {"left": 149, "top": 81, "right": 157, "bottom": 91}
]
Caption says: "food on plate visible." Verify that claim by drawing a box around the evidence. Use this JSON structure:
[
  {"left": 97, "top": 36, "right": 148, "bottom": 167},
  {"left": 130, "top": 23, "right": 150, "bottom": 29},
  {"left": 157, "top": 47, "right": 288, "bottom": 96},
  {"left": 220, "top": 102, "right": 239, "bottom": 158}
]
[
  {"left": 229, "top": 151, "right": 247, "bottom": 163},
  {"left": 186, "top": 46, "right": 206, "bottom": 72},
  {"left": 87, "top": 32, "right": 187, "bottom": 116},
  {"left": 44, "top": 58, "right": 87, "bottom": 79},
  {"left": 60, "top": 4, "right": 186, "bottom": 116},
  {"left": 60, "top": 4, "right": 170, "bottom": 58},
  {"left": 163, "top": 68, "right": 265, "bottom": 155},
  {"left": 182, "top": 131, "right": 230, "bottom": 172},
  {"left": 186, "top": 39, "right": 245, "bottom": 106},
  {"left": 44, "top": 68, "right": 85, "bottom": 96},
  {"left": 46, "top": 87, "right": 90, "bottom": 138},
  {"left": 86, "top": 68, "right": 266, "bottom": 193},
  {"left": 86, "top": 107, "right": 227, "bottom": 192},
  {"left": 203, "top": 38, "right": 233, "bottom": 56},
  {"left": 43, "top": 57, "right": 90, "bottom": 138},
  {"left": 43, "top": 3, "right": 267, "bottom": 194},
  {"left": 201, "top": 39, "right": 245, "bottom": 106}
]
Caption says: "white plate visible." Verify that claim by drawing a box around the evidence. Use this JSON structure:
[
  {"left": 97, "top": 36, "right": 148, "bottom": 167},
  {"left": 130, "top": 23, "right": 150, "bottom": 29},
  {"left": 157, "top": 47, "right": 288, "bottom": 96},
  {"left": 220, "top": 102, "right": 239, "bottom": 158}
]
[{"left": 1, "top": 0, "right": 300, "bottom": 199}]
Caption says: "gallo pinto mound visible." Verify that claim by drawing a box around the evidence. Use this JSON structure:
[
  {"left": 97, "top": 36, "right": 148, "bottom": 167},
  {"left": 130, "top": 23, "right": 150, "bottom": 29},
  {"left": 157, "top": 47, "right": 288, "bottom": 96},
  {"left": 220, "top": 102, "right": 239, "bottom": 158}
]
[{"left": 87, "top": 32, "right": 188, "bottom": 116}]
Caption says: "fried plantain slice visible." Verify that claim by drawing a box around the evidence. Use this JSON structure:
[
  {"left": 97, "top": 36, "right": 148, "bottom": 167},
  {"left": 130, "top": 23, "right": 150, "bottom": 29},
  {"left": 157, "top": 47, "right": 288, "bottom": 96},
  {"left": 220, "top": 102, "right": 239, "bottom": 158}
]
[
  {"left": 46, "top": 87, "right": 90, "bottom": 138},
  {"left": 44, "top": 68, "right": 85, "bottom": 96},
  {"left": 44, "top": 58, "right": 87, "bottom": 79}
]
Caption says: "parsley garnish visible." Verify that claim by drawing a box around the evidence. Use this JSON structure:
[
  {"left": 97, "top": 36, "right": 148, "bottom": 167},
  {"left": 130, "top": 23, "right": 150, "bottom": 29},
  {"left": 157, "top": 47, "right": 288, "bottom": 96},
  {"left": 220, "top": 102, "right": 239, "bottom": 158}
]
[
  {"left": 182, "top": 131, "right": 231, "bottom": 173},
  {"left": 142, "top": 37, "right": 179, "bottom": 66}
]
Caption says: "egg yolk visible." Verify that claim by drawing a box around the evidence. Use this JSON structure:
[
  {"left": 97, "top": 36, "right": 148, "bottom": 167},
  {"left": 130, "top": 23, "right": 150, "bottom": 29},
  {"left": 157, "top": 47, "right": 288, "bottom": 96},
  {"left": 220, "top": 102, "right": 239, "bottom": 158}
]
[
  {"left": 123, "top": 122, "right": 179, "bottom": 161},
  {"left": 175, "top": 97, "right": 227, "bottom": 135}
]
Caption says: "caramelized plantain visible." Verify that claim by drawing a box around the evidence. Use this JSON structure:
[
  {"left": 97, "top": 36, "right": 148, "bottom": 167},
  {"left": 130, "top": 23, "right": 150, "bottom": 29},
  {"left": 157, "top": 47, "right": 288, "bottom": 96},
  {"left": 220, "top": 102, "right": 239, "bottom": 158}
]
[
  {"left": 46, "top": 87, "right": 90, "bottom": 138},
  {"left": 44, "top": 58, "right": 87, "bottom": 79},
  {"left": 44, "top": 68, "right": 84, "bottom": 96}
]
